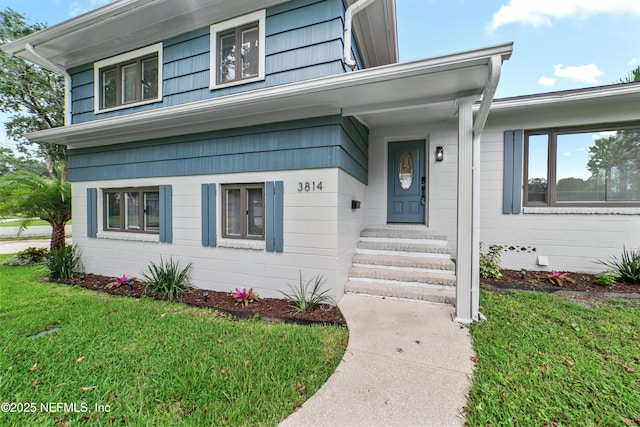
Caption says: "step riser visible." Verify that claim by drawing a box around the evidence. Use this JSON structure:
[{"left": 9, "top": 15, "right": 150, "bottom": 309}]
[
  {"left": 357, "top": 241, "right": 450, "bottom": 255},
  {"left": 360, "top": 237, "right": 448, "bottom": 246},
  {"left": 352, "top": 254, "right": 455, "bottom": 271},
  {"left": 349, "top": 277, "right": 456, "bottom": 289},
  {"left": 353, "top": 263, "right": 452, "bottom": 275},
  {"left": 345, "top": 281, "right": 456, "bottom": 305},
  {"left": 356, "top": 249, "right": 451, "bottom": 259},
  {"left": 349, "top": 268, "right": 456, "bottom": 286}
]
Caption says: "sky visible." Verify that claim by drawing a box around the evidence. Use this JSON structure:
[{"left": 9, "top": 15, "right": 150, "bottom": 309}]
[{"left": 1, "top": 0, "right": 639, "bottom": 153}]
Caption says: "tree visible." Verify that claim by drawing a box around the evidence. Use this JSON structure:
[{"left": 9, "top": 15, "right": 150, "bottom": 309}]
[
  {"left": 0, "top": 9, "right": 66, "bottom": 180},
  {"left": 0, "top": 172, "right": 71, "bottom": 249},
  {"left": 0, "top": 146, "right": 48, "bottom": 176},
  {"left": 619, "top": 65, "right": 640, "bottom": 84}
]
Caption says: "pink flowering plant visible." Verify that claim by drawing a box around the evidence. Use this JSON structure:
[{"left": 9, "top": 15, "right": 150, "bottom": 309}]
[
  {"left": 106, "top": 275, "right": 132, "bottom": 289},
  {"left": 232, "top": 287, "right": 259, "bottom": 307},
  {"left": 547, "top": 271, "right": 575, "bottom": 287}
]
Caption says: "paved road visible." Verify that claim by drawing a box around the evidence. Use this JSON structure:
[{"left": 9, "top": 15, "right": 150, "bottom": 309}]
[{"left": 0, "top": 239, "right": 52, "bottom": 254}]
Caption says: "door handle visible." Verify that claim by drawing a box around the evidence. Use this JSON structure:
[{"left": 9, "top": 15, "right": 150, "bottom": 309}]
[{"left": 421, "top": 176, "right": 426, "bottom": 205}]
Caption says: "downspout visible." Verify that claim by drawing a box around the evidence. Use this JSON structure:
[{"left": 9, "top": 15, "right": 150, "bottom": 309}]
[
  {"left": 470, "top": 55, "right": 502, "bottom": 321},
  {"left": 343, "top": 0, "right": 379, "bottom": 69},
  {"left": 25, "top": 43, "right": 72, "bottom": 126}
]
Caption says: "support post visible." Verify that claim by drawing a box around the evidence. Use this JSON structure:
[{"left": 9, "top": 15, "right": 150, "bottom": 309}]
[{"left": 455, "top": 98, "right": 475, "bottom": 323}]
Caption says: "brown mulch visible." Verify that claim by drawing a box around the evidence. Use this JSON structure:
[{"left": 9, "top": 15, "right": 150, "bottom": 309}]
[
  {"left": 482, "top": 269, "right": 640, "bottom": 296},
  {"left": 63, "top": 274, "right": 346, "bottom": 325}
]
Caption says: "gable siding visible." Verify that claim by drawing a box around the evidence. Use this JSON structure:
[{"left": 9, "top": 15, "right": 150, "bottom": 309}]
[
  {"left": 67, "top": 115, "right": 368, "bottom": 184},
  {"left": 70, "top": 0, "right": 356, "bottom": 124}
]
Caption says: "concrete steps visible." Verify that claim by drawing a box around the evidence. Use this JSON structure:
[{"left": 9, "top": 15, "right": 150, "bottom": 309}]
[{"left": 346, "top": 227, "right": 456, "bottom": 304}]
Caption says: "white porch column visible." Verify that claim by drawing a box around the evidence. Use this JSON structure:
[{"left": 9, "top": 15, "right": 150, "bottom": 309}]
[{"left": 455, "top": 98, "right": 475, "bottom": 323}]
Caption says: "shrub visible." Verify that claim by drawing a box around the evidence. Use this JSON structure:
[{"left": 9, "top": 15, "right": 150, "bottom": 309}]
[
  {"left": 595, "top": 270, "right": 619, "bottom": 287},
  {"left": 599, "top": 247, "right": 640, "bottom": 285},
  {"left": 480, "top": 243, "right": 502, "bottom": 279},
  {"left": 142, "top": 257, "right": 192, "bottom": 300},
  {"left": 280, "top": 272, "right": 334, "bottom": 312},
  {"left": 17, "top": 247, "right": 50, "bottom": 264},
  {"left": 48, "top": 245, "right": 82, "bottom": 280}
]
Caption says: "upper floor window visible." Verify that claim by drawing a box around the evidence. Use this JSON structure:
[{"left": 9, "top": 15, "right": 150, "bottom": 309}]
[
  {"left": 524, "top": 124, "right": 640, "bottom": 206},
  {"left": 210, "top": 10, "right": 265, "bottom": 89},
  {"left": 94, "top": 43, "right": 163, "bottom": 113}
]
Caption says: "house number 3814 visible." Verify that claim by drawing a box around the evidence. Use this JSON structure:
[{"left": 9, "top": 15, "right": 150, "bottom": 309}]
[{"left": 297, "top": 181, "right": 323, "bottom": 192}]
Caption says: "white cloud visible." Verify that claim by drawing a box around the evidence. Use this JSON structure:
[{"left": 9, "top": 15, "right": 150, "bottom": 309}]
[
  {"left": 575, "top": 147, "right": 586, "bottom": 151},
  {"left": 629, "top": 58, "right": 639, "bottom": 65},
  {"left": 563, "top": 152, "right": 572, "bottom": 156},
  {"left": 592, "top": 131, "right": 617, "bottom": 139},
  {"left": 554, "top": 64, "right": 603, "bottom": 84},
  {"left": 489, "top": 0, "right": 640, "bottom": 30},
  {"left": 539, "top": 76, "right": 557, "bottom": 86}
]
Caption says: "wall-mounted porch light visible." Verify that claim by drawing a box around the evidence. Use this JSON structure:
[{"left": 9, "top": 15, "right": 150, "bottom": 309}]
[{"left": 435, "top": 146, "right": 444, "bottom": 162}]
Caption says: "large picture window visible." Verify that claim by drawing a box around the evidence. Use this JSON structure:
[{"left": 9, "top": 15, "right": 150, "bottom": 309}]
[
  {"left": 104, "top": 188, "right": 160, "bottom": 233},
  {"left": 94, "top": 43, "right": 162, "bottom": 112},
  {"left": 210, "top": 10, "right": 265, "bottom": 88},
  {"left": 524, "top": 125, "right": 640, "bottom": 206},
  {"left": 222, "top": 184, "right": 264, "bottom": 240}
]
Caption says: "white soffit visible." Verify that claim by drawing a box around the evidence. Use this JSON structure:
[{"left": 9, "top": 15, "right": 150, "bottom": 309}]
[{"left": 1, "top": 0, "right": 286, "bottom": 70}]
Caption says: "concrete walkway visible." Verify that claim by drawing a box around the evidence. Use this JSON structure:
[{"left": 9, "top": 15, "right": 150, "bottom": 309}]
[
  {"left": 0, "top": 239, "right": 51, "bottom": 254},
  {"left": 280, "top": 294, "right": 474, "bottom": 427}
]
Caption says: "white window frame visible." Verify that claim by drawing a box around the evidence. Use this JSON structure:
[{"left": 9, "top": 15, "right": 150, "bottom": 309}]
[
  {"left": 210, "top": 10, "right": 266, "bottom": 89},
  {"left": 93, "top": 43, "right": 163, "bottom": 114}
]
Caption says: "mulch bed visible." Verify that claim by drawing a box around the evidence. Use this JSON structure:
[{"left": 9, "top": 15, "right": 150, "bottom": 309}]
[
  {"left": 482, "top": 269, "right": 640, "bottom": 297},
  {"left": 63, "top": 274, "right": 346, "bottom": 326}
]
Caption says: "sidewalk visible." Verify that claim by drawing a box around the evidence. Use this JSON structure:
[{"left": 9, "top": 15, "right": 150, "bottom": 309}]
[
  {"left": 0, "top": 224, "right": 71, "bottom": 239},
  {"left": 279, "top": 294, "right": 474, "bottom": 427},
  {"left": 0, "top": 239, "right": 51, "bottom": 254}
]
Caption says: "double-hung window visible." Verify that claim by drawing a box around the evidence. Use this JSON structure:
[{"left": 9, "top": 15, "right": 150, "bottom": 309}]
[
  {"left": 524, "top": 124, "right": 640, "bottom": 206},
  {"left": 104, "top": 188, "right": 160, "bottom": 233},
  {"left": 94, "top": 43, "right": 163, "bottom": 112},
  {"left": 210, "top": 10, "right": 265, "bottom": 88},
  {"left": 222, "top": 184, "right": 264, "bottom": 240}
]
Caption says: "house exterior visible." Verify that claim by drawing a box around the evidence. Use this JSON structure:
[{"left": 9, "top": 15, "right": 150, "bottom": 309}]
[{"left": 3, "top": 0, "right": 638, "bottom": 323}]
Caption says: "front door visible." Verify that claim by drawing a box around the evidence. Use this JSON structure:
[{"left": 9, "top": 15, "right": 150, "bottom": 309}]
[{"left": 387, "top": 140, "right": 425, "bottom": 223}]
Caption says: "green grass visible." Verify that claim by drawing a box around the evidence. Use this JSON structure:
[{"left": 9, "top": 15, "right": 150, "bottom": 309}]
[
  {"left": 468, "top": 289, "right": 640, "bottom": 426},
  {"left": 0, "top": 256, "right": 348, "bottom": 426}
]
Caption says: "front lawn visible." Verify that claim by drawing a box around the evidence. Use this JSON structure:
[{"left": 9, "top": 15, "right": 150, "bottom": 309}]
[
  {"left": 0, "top": 256, "right": 347, "bottom": 426},
  {"left": 468, "top": 290, "right": 640, "bottom": 426}
]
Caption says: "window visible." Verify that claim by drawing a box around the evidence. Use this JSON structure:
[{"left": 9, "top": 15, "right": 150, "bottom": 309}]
[
  {"left": 94, "top": 43, "right": 162, "bottom": 112},
  {"left": 104, "top": 188, "right": 160, "bottom": 233},
  {"left": 524, "top": 125, "right": 640, "bottom": 206},
  {"left": 210, "top": 10, "right": 265, "bottom": 88},
  {"left": 222, "top": 184, "right": 264, "bottom": 240}
]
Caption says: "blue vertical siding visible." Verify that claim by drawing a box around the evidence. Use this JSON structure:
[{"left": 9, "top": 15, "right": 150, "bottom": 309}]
[
  {"left": 67, "top": 115, "right": 369, "bottom": 184},
  {"left": 70, "top": 0, "right": 357, "bottom": 124}
]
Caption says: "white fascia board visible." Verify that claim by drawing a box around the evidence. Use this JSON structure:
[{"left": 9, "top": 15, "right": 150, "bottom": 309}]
[
  {"left": 27, "top": 42, "right": 514, "bottom": 147},
  {"left": 487, "top": 84, "right": 640, "bottom": 112}
]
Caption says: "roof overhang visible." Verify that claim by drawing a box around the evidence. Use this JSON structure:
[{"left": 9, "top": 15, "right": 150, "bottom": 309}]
[
  {"left": 1, "top": 0, "right": 397, "bottom": 71},
  {"left": 489, "top": 82, "right": 640, "bottom": 115},
  {"left": 26, "top": 43, "right": 513, "bottom": 149}
]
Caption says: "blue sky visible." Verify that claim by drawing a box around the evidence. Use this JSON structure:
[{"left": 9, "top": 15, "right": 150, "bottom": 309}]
[{"left": 1, "top": 0, "right": 639, "bottom": 152}]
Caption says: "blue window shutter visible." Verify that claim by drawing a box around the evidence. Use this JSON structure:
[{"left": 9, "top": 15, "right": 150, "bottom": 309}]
[
  {"left": 274, "top": 181, "right": 284, "bottom": 252},
  {"left": 503, "top": 130, "right": 524, "bottom": 214},
  {"left": 159, "top": 185, "right": 173, "bottom": 243},
  {"left": 265, "top": 181, "right": 284, "bottom": 252},
  {"left": 511, "top": 130, "right": 524, "bottom": 214},
  {"left": 86, "top": 188, "right": 97, "bottom": 238},
  {"left": 201, "top": 184, "right": 216, "bottom": 247}
]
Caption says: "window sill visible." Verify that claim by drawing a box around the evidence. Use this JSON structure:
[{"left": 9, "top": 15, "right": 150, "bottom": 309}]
[
  {"left": 209, "top": 76, "right": 264, "bottom": 90},
  {"left": 523, "top": 207, "right": 640, "bottom": 215},
  {"left": 217, "top": 238, "right": 265, "bottom": 250},
  {"left": 97, "top": 231, "right": 160, "bottom": 242},
  {"left": 95, "top": 97, "right": 162, "bottom": 115}
]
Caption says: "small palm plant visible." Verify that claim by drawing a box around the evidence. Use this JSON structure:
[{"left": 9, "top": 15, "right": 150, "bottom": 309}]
[{"left": 280, "top": 272, "right": 334, "bottom": 312}]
